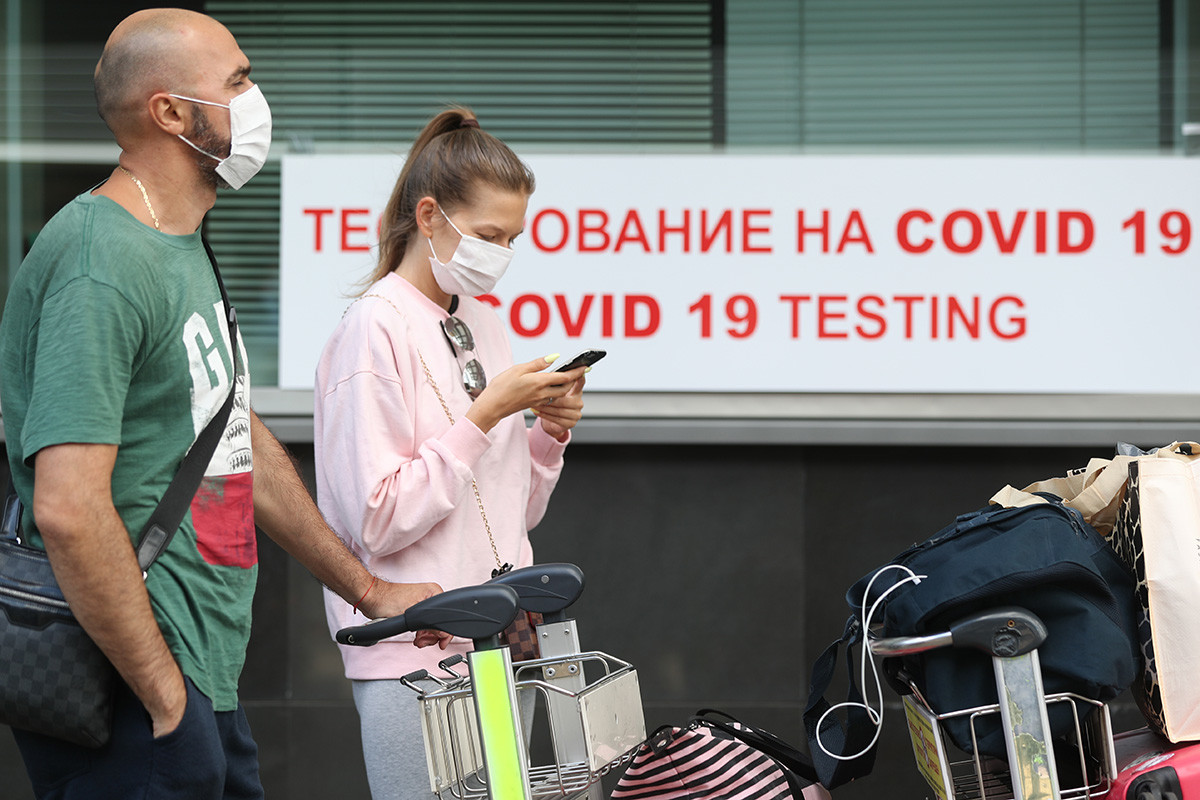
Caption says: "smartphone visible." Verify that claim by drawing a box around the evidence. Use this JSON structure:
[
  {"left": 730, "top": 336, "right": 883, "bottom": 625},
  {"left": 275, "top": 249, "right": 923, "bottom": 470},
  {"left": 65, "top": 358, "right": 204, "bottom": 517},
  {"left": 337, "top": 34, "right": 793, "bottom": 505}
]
[{"left": 546, "top": 348, "right": 606, "bottom": 372}]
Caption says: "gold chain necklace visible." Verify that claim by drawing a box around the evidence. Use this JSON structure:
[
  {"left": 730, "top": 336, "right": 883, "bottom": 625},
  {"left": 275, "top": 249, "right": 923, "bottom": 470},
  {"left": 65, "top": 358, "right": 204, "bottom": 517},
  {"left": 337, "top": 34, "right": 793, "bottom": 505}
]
[{"left": 118, "top": 166, "right": 161, "bottom": 231}]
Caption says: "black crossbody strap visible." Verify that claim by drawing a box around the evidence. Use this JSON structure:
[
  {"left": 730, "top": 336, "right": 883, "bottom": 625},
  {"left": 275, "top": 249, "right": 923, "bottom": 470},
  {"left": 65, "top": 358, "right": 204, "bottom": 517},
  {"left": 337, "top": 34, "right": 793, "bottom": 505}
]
[{"left": 133, "top": 237, "right": 239, "bottom": 573}]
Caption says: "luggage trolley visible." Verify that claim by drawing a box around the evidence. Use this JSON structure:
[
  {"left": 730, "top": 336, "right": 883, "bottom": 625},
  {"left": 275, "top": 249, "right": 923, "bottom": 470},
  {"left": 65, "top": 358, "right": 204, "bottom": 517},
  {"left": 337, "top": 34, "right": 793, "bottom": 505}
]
[
  {"left": 337, "top": 564, "right": 646, "bottom": 800},
  {"left": 870, "top": 606, "right": 1118, "bottom": 800}
]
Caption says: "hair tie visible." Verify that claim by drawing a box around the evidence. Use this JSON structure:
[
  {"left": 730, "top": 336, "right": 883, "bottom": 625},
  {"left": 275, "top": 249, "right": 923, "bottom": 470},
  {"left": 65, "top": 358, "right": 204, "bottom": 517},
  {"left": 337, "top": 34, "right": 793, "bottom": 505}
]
[{"left": 460, "top": 118, "right": 480, "bottom": 129}]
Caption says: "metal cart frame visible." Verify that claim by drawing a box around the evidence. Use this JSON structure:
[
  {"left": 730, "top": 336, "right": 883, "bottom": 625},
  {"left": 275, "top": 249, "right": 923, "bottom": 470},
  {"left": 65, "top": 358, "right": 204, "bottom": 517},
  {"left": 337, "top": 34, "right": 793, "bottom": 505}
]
[
  {"left": 871, "top": 606, "right": 1118, "bottom": 800},
  {"left": 338, "top": 565, "right": 646, "bottom": 800}
]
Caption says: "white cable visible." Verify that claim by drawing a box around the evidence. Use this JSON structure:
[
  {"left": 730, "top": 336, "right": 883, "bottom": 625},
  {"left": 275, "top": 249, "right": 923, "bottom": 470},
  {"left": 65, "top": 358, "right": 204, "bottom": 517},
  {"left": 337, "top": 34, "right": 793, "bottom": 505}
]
[{"left": 814, "top": 564, "right": 926, "bottom": 762}]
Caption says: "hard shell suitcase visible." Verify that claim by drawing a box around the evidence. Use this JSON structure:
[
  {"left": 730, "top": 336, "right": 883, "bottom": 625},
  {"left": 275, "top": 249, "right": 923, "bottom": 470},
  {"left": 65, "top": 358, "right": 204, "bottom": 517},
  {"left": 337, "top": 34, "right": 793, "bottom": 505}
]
[{"left": 1110, "top": 726, "right": 1200, "bottom": 799}]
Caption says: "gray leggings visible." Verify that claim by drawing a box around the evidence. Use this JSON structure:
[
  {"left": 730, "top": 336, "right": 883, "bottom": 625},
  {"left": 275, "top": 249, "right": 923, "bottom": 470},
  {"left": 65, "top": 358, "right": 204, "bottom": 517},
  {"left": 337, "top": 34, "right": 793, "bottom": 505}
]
[{"left": 353, "top": 679, "right": 436, "bottom": 800}]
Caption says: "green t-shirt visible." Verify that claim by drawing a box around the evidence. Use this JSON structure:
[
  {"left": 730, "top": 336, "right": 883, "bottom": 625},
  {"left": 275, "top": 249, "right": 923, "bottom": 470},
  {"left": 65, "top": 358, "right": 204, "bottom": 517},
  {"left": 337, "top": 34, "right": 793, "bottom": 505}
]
[{"left": 0, "top": 192, "right": 257, "bottom": 711}]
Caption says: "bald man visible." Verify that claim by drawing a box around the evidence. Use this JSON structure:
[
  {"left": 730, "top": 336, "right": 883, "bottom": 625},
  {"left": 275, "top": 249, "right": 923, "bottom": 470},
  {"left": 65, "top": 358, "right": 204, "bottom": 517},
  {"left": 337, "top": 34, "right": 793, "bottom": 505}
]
[{"left": 0, "top": 10, "right": 442, "bottom": 797}]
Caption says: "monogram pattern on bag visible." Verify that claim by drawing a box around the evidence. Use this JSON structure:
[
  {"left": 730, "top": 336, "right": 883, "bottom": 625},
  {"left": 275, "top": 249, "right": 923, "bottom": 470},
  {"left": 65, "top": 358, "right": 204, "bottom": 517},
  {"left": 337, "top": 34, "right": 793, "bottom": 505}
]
[
  {"left": 0, "top": 612, "right": 115, "bottom": 747},
  {"left": 500, "top": 610, "right": 542, "bottom": 662},
  {"left": 1111, "top": 462, "right": 1167, "bottom": 734}
]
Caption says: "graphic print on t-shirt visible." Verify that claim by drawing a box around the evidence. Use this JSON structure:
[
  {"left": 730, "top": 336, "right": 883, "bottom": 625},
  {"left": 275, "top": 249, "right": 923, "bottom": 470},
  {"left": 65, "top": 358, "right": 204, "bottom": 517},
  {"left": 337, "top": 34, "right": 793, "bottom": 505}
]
[{"left": 183, "top": 304, "right": 256, "bottom": 568}]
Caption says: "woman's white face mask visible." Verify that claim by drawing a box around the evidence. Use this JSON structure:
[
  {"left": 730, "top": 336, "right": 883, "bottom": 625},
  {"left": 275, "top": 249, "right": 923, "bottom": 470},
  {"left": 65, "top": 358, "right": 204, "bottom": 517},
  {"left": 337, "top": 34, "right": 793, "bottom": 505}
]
[
  {"left": 170, "top": 85, "right": 273, "bottom": 190},
  {"left": 427, "top": 206, "right": 514, "bottom": 296}
]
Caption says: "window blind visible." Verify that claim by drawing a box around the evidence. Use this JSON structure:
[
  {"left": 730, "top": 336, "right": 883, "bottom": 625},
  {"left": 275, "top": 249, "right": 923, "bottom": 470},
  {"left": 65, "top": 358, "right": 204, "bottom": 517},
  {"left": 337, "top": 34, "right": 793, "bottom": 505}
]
[{"left": 793, "top": 0, "right": 1161, "bottom": 149}]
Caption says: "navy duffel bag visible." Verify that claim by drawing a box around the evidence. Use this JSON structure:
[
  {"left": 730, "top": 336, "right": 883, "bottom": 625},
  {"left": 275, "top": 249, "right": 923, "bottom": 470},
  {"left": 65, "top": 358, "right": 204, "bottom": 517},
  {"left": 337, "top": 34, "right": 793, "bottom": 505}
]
[{"left": 805, "top": 497, "right": 1139, "bottom": 789}]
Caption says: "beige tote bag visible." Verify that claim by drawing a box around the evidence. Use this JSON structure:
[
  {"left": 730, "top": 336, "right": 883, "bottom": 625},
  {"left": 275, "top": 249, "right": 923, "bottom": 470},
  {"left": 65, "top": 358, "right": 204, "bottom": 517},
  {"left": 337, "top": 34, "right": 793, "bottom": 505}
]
[{"left": 992, "top": 443, "right": 1200, "bottom": 742}]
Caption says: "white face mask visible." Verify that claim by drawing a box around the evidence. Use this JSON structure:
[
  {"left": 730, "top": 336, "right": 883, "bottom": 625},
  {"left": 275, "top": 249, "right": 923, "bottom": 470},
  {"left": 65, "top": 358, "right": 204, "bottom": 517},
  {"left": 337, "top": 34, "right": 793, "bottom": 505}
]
[
  {"left": 427, "top": 206, "right": 514, "bottom": 297},
  {"left": 171, "top": 85, "right": 272, "bottom": 190}
]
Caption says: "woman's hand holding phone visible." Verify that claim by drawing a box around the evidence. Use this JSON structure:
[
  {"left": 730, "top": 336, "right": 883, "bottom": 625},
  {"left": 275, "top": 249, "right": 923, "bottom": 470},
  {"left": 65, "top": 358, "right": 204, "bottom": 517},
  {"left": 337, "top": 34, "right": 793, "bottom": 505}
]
[
  {"left": 465, "top": 355, "right": 586, "bottom": 436},
  {"left": 531, "top": 349, "right": 602, "bottom": 440},
  {"left": 531, "top": 369, "right": 586, "bottom": 442}
]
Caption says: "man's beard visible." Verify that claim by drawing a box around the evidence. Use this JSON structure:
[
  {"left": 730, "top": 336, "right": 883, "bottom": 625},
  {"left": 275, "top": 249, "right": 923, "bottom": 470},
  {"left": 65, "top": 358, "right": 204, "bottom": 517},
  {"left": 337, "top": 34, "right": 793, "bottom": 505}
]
[{"left": 190, "top": 108, "right": 232, "bottom": 190}]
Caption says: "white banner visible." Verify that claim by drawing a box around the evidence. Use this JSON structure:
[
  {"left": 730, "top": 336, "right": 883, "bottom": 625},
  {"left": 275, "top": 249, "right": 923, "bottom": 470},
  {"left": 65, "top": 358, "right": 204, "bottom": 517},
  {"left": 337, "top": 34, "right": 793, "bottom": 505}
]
[{"left": 280, "top": 154, "right": 1199, "bottom": 393}]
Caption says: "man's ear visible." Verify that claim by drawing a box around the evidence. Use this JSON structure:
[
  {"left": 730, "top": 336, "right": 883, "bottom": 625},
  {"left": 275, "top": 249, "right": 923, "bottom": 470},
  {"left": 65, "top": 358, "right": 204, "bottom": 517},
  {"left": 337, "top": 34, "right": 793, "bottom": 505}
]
[{"left": 147, "top": 92, "right": 188, "bottom": 136}]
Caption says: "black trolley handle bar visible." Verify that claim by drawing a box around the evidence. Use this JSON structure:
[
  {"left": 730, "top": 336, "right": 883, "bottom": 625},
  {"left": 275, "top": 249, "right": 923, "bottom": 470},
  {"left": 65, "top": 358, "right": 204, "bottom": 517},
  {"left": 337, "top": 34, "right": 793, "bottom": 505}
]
[
  {"left": 336, "top": 583, "right": 520, "bottom": 647},
  {"left": 486, "top": 562, "right": 585, "bottom": 622},
  {"left": 869, "top": 606, "right": 1048, "bottom": 659}
]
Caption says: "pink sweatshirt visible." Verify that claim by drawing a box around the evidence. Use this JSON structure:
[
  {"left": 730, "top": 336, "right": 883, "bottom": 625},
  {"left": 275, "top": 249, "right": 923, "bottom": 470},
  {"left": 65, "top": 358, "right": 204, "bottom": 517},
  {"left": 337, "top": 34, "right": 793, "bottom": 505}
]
[{"left": 314, "top": 273, "right": 568, "bottom": 679}]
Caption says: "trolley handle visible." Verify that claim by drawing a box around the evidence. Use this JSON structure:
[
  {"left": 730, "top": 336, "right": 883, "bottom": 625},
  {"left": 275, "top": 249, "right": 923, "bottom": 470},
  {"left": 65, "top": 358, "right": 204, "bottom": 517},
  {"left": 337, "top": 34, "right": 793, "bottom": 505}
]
[
  {"left": 869, "top": 606, "right": 1048, "bottom": 659},
  {"left": 486, "top": 562, "right": 585, "bottom": 621},
  {"left": 336, "top": 584, "right": 519, "bottom": 646}
]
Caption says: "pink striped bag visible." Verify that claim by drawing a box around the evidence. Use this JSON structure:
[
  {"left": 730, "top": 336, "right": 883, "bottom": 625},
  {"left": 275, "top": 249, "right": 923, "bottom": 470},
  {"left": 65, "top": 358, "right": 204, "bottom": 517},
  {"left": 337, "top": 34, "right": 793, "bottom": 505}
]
[{"left": 612, "top": 715, "right": 832, "bottom": 800}]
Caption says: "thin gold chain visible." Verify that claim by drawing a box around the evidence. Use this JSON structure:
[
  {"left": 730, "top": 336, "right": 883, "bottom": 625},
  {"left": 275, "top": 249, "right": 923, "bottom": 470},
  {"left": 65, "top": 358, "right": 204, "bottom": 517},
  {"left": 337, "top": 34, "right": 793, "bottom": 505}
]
[
  {"left": 118, "top": 166, "right": 161, "bottom": 231},
  {"left": 356, "top": 293, "right": 505, "bottom": 572}
]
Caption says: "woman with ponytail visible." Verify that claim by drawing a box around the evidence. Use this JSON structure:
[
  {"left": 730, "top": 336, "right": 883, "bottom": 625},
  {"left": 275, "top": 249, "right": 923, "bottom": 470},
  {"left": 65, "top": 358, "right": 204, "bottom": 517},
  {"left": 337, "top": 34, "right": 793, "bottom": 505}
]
[{"left": 313, "top": 107, "right": 588, "bottom": 798}]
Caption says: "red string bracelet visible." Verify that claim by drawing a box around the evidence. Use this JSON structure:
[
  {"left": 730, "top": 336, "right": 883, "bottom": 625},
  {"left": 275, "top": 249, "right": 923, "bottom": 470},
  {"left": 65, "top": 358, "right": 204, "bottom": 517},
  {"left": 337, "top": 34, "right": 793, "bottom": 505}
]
[{"left": 352, "top": 574, "right": 378, "bottom": 616}]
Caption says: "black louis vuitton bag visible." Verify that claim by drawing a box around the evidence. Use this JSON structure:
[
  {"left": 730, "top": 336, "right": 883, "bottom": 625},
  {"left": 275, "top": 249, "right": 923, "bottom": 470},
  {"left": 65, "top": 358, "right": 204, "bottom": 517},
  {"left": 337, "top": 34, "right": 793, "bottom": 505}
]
[{"left": 0, "top": 491, "right": 117, "bottom": 747}]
